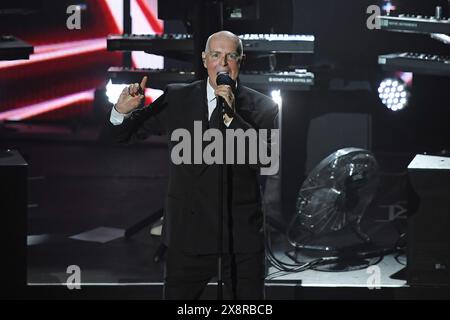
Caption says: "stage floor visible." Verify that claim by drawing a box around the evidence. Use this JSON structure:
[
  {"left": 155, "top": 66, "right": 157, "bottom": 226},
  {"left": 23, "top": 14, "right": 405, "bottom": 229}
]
[
  {"left": 1, "top": 122, "right": 446, "bottom": 299},
  {"left": 27, "top": 225, "right": 407, "bottom": 289}
]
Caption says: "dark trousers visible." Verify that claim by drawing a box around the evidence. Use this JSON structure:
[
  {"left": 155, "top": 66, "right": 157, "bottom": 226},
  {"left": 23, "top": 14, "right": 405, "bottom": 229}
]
[{"left": 163, "top": 249, "right": 265, "bottom": 300}]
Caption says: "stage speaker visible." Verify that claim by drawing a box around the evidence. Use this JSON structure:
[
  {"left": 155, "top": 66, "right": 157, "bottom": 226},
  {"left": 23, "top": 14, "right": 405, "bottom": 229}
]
[
  {"left": 0, "top": 149, "right": 28, "bottom": 298},
  {"left": 407, "top": 154, "right": 450, "bottom": 286}
]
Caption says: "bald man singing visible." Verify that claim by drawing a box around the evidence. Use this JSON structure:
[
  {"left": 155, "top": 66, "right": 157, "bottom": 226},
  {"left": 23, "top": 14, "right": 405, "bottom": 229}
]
[{"left": 101, "top": 31, "right": 279, "bottom": 300}]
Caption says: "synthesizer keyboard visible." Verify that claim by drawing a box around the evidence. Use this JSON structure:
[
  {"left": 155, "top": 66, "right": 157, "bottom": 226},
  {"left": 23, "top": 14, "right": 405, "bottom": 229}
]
[
  {"left": 239, "top": 70, "right": 314, "bottom": 90},
  {"left": 107, "top": 33, "right": 314, "bottom": 54},
  {"left": 379, "top": 14, "right": 450, "bottom": 35},
  {"left": 108, "top": 67, "right": 195, "bottom": 88},
  {"left": 107, "top": 67, "right": 314, "bottom": 91},
  {"left": 378, "top": 52, "right": 450, "bottom": 77},
  {"left": 107, "top": 34, "right": 193, "bottom": 53},
  {"left": 0, "top": 35, "right": 33, "bottom": 60}
]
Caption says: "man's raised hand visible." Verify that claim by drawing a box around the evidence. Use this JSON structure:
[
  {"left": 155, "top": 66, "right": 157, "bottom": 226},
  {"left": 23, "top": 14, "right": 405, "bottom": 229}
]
[{"left": 115, "top": 76, "right": 148, "bottom": 114}]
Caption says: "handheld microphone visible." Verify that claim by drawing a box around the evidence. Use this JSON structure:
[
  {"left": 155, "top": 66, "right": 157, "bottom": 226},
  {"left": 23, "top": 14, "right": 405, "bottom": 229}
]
[
  {"left": 216, "top": 72, "right": 236, "bottom": 88},
  {"left": 216, "top": 72, "right": 236, "bottom": 117}
]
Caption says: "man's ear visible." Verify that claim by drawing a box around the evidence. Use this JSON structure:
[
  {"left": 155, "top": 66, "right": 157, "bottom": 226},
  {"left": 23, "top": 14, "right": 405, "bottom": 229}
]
[
  {"left": 201, "top": 52, "right": 207, "bottom": 68},
  {"left": 239, "top": 54, "right": 246, "bottom": 68}
]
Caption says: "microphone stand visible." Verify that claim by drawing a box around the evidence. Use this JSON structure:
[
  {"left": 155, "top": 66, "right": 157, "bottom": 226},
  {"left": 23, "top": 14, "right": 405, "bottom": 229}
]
[
  {"left": 215, "top": 73, "right": 235, "bottom": 300},
  {"left": 216, "top": 96, "right": 225, "bottom": 300}
]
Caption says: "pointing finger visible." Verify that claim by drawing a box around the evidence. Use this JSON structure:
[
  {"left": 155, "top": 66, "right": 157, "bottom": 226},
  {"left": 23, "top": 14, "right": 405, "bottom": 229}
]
[{"left": 140, "top": 76, "right": 148, "bottom": 92}]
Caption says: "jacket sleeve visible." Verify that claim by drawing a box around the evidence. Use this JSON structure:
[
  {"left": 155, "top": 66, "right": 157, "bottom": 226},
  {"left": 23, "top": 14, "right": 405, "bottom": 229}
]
[
  {"left": 227, "top": 97, "right": 280, "bottom": 175},
  {"left": 98, "top": 87, "right": 169, "bottom": 144}
]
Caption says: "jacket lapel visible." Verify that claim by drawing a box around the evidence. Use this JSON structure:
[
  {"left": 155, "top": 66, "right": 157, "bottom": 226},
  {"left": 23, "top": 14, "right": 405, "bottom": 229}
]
[
  {"left": 186, "top": 80, "right": 253, "bottom": 177},
  {"left": 187, "top": 80, "right": 210, "bottom": 176},
  {"left": 234, "top": 82, "right": 255, "bottom": 116}
]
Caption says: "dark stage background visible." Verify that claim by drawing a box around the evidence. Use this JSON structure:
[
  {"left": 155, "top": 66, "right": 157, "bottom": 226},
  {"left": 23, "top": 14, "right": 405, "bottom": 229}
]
[{"left": 1, "top": 0, "right": 449, "bottom": 299}]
